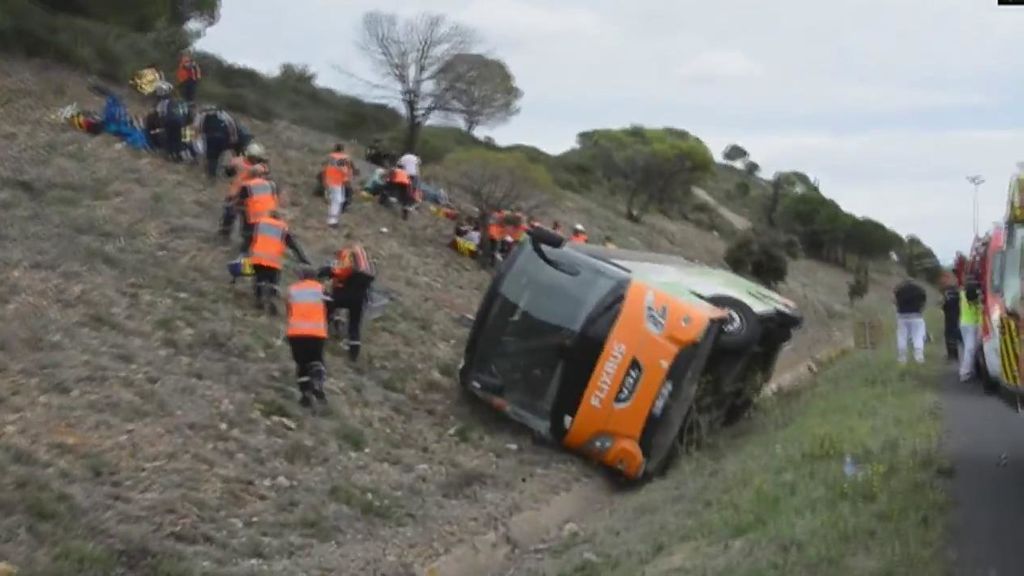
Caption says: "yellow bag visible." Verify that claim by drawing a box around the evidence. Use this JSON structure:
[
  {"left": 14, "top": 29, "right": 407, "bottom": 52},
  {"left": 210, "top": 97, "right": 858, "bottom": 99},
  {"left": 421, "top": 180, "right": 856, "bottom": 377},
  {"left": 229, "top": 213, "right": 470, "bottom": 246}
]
[{"left": 130, "top": 67, "right": 165, "bottom": 95}]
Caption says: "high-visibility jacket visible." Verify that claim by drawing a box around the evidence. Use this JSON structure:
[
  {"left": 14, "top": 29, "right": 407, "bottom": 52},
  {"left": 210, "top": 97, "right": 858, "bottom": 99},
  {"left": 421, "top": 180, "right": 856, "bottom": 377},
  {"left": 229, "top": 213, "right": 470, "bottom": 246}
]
[
  {"left": 249, "top": 217, "right": 288, "bottom": 270},
  {"left": 176, "top": 57, "right": 201, "bottom": 83},
  {"left": 323, "top": 152, "right": 351, "bottom": 187},
  {"left": 389, "top": 168, "right": 411, "bottom": 186},
  {"left": 245, "top": 178, "right": 279, "bottom": 223},
  {"left": 960, "top": 290, "right": 981, "bottom": 326},
  {"left": 286, "top": 280, "right": 328, "bottom": 339},
  {"left": 570, "top": 233, "right": 588, "bottom": 244},
  {"left": 331, "top": 245, "right": 376, "bottom": 286}
]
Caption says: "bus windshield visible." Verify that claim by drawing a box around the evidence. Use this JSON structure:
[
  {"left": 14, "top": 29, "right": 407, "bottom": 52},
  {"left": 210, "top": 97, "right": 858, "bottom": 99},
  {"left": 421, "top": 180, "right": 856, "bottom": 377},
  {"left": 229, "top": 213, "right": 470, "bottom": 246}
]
[{"left": 467, "top": 244, "right": 628, "bottom": 421}]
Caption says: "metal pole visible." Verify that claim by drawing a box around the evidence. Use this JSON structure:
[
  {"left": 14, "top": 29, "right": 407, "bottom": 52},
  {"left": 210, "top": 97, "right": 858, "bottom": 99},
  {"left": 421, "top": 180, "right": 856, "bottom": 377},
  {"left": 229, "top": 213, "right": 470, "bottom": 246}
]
[{"left": 967, "top": 175, "right": 985, "bottom": 237}]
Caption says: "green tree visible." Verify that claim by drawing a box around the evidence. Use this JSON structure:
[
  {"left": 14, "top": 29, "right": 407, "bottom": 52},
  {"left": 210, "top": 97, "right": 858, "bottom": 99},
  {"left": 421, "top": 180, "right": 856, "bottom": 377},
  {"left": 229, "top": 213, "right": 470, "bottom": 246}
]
[
  {"left": 743, "top": 160, "right": 761, "bottom": 177},
  {"left": 576, "top": 126, "right": 714, "bottom": 222},
  {"left": 35, "top": 0, "right": 219, "bottom": 32},
  {"left": 437, "top": 53, "right": 523, "bottom": 134},
  {"left": 722, "top": 143, "right": 749, "bottom": 163},
  {"left": 358, "top": 11, "right": 478, "bottom": 154},
  {"left": 725, "top": 232, "right": 789, "bottom": 288},
  {"left": 848, "top": 261, "right": 870, "bottom": 304}
]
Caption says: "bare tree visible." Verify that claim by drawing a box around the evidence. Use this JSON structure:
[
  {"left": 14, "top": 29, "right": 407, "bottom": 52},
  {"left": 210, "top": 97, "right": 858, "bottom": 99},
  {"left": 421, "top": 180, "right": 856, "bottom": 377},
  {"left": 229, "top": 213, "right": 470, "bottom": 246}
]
[
  {"left": 358, "top": 11, "right": 477, "bottom": 153},
  {"left": 438, "top": 53, "right": 523, "bottom": 134}
]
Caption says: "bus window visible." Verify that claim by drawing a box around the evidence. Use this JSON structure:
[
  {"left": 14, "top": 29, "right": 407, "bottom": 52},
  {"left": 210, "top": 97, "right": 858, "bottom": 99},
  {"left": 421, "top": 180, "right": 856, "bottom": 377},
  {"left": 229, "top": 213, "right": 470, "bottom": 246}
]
[{"left": 992, "top": 251, "right": 1005, "bottom": 294}]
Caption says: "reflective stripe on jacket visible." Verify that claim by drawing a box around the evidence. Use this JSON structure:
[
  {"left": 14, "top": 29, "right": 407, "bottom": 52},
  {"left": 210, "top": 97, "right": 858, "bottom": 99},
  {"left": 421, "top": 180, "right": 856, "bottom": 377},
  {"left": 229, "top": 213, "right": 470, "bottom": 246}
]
[
  {"left": 324, "top": 152, "right": 351, "bottom": 187},
  {"left": 245, "top": 178, "right": 278, "bottom": 223},
  {"left": 287, "top": 280, "right": 328, "bottom": 338},
  {"left": 249, "top": 217, "right": 287, "bottom": 270}
]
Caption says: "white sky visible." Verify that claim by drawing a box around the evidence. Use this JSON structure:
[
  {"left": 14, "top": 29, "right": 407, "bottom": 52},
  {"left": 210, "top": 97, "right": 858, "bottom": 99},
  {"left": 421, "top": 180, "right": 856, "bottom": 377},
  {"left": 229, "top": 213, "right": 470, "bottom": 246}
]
[{"left": 198, "top": 0, "right": 1024, "bottom": 260}]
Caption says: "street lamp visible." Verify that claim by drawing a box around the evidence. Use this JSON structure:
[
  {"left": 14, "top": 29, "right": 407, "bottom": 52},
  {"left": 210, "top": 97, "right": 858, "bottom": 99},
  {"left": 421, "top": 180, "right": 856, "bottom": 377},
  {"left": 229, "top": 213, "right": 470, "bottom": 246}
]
[{"left": 967, "top": 175, "right": 985, "bottom": 237}]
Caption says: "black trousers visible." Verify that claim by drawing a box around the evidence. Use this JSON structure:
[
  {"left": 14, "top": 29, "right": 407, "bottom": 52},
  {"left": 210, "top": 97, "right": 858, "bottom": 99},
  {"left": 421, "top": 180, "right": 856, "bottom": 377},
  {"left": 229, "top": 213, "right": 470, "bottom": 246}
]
[
  {"left": 240, "top": 219, "right": 255, "bottom": 253},
  {"left": 252, "top": 265, "right": 280, "bottom": 301},
  {"left": 205, "top": 135, "right": 228, "bottom": 179},
  {"left": 163, "top": 117, "right": 184, "bottom": 161},
  {"left": 289, "top": 336, "right": 325, "bottom": 392},
  {"left": 180, "top": 80, "right": 198, "bottom": 104},
  {"left": 329, "top": 275, "right": 372, "bottom": 346},
  {"left": 945, "top": 319, "right": 962, "bottom": 359}
]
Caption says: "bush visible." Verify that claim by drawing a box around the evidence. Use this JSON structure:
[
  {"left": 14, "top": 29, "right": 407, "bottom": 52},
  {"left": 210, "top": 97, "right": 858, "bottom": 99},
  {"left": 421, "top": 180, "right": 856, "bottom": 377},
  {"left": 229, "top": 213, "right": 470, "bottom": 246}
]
[
  {"left": 848, "top": 261, "right": 870, "bottom": 304},
  {"left": 725, "top": 233, "right": 789, "bottom": 288}
]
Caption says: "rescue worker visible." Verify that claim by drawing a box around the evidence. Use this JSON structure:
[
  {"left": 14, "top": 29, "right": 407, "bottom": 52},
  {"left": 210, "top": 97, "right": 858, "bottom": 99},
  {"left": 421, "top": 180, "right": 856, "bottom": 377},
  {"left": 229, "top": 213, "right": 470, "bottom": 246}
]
[
  {"left": 220, "top": 144, "right": 268, "bottom": 240},
  {"left": 153, "top": 81, "right": 186, "bottom": 162},
  {"left": 176, "top": 50, "right": 202, "bottom": 112},
  {"left": 569, "top": 224, "right": 589, "bottom": 244},
  {"left": 197, "top": 106, "right": 251, "bottom": 179},
  {"left": 959, "top": 279, "right": 983, "bottom": 382},
  {"left": 324, "top": 144, "right": 352, "bottom": 228},
  {"left": 318, "top": 243, "right": 376, "bottom": 361},
  {"left": 383, "top": 164, "right": 414, "bottom": 220},
  {"left": 286, "top": 267, "right": 330, "bottom": 407},
  {"left": 941, "top": 275, "right": 961, "bottom": 361},
  {"left": 248, "top": 210, "right": 312, "bottom": 314},
  {"left": 236, "top": 153, "right": 280, "bottom": 251}
]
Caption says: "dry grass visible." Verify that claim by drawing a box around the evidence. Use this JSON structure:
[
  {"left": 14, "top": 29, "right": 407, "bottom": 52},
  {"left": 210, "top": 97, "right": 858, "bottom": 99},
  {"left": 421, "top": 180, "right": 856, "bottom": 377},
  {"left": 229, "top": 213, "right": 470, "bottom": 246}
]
[{"left": 0, "top": 55, "right": 917, "bottom": 574}]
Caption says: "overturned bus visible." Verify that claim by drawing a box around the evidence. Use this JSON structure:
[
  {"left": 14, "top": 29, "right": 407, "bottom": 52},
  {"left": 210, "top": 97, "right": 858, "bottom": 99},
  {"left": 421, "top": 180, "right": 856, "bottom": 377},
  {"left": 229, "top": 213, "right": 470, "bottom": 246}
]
[{"left": 458, "top": 229, "right": 802, "bottom": 481}]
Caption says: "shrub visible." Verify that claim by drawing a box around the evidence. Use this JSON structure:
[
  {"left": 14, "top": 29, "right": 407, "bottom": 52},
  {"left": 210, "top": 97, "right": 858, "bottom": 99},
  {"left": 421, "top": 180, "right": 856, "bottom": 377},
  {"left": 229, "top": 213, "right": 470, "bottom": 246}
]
[{"left": 725, "top": 232, "right": 789, "bottom": 288}]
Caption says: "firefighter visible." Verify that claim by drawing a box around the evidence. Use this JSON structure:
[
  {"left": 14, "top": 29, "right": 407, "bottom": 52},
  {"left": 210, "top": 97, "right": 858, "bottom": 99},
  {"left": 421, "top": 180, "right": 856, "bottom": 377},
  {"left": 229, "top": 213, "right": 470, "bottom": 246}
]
[
  {"left": 286, "top": 267, "right": 330, "bottom": 407},
  {"left": 247, "top": 210, "right": 311, "bottom": 314},
  {"left": 176, "top": 50, "right": 202, "bottom": 113},
  {"left": 152, "top": 81, "right": 186, "bottom": 162},
  {"left": 235, "top": 155, "right": 280, "bottom": 252},
  {"left": 318, "top": 243, "right": 376, "bottom": 361},
  {"left": 197, "top": 106, "right": 251, "bottom": 179},
  {"left": 383, "top": 164, "right": 414, "bottom": 220},
  {"left": 323, "top": 144, "right": 352, "bottom": 228},
  {"left": 959, "top": 279, "right": 983, "bottom": 382},
  {"left": 569, "top": 224, "right": 589, "bottom": 244}
]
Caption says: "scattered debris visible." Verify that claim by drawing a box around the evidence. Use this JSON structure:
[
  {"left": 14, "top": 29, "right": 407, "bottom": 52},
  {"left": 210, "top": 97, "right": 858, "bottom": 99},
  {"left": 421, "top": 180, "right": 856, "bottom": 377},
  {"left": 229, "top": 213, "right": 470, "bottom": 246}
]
[{"left": 561, "top": 522, "right": 581, "bottom": 539}]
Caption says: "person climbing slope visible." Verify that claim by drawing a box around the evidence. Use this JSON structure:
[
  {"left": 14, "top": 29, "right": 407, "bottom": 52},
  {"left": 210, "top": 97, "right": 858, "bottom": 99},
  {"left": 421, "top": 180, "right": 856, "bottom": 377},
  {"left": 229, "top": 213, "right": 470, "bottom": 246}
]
[
  {"left": 152, "top": 81, "right": 187, "bottom": 162},
  {"left": 197, "top": 106, "right": 251, "bottom": 180},
  {"left": 176, "top": 50, "right": 202, "bottom": 117},
  {"left": 323, "top": 143, "right": 352, "bottom": 228},
  {"left": 286, "top": 267, "right": 330, "bottom": 407},
  {"left": 247, "top": 210, "right": 312, "bottom": 314},
  {"left": 318, "top": 242, "right": 376, "bottom": 361},
  {"left": 235, "top": 156, "right": 280, "bottom": 251}
]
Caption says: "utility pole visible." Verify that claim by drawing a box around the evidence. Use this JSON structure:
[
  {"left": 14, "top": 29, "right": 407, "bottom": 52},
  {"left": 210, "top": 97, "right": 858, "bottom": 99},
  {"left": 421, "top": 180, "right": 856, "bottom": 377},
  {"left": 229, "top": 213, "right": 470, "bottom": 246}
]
[{"left": 967, "top": 175, "right": 985, "bottom": 237}]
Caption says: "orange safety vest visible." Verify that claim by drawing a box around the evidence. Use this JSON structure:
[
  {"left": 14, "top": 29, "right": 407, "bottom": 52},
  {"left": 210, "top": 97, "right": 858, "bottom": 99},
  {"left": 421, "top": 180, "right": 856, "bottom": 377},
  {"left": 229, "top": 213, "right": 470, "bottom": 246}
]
[
  {"left": 570, "top": 233, "right": 588, "bottom": 244},
  {"left": 286, "top": 280, "right": 328, "bottom": 339},
  {"left": 176, "top": 57, "right": 201, "bottom": 83},
  {"left": 389, "top": 168, "right": 411, "bottom": 186},
  {"left": 331, "top": 245, "right": 376, "bottom": 285},
  {"left": 249, "top": 217, "right": 288, "bottom": 270},
  {"left": 245, "top": 178, "right": 278, "bottom": 223},
  {"left": 323, "top": 152, "right": 351, "bottom": 187}
]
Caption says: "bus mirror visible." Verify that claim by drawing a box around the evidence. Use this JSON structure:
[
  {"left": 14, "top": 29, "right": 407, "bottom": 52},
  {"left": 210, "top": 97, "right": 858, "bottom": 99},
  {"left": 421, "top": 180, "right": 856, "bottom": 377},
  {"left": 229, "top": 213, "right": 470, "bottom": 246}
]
[{"left": 529, "top": 227, "right": 566, "bottom": 248}]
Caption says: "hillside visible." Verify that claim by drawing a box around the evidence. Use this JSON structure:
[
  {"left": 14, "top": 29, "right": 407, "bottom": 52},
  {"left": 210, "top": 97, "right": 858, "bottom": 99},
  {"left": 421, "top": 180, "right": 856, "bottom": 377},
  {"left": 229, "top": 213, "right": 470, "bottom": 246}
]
[{"left": 0, "top": 56, "right": 911, "bottom": 575}]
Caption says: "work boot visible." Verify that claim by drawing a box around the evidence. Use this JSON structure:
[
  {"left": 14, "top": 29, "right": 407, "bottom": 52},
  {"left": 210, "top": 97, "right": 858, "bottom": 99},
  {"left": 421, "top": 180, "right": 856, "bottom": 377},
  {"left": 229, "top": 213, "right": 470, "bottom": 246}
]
[
  {"left": 298, "top": 378, "right": 314, "bottom": 408},
  {"left": 265, "top": 299, "right": 279, "bottom": 316},
  {"left": 347, "top": 342, "right": 361, "bottom": 362}
]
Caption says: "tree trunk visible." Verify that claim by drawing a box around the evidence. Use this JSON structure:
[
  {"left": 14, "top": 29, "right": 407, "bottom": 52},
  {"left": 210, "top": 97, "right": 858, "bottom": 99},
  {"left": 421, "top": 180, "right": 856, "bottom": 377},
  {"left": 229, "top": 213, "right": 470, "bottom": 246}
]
[{"left": 403, "top": 109, "right": 422, "bottom": 154}]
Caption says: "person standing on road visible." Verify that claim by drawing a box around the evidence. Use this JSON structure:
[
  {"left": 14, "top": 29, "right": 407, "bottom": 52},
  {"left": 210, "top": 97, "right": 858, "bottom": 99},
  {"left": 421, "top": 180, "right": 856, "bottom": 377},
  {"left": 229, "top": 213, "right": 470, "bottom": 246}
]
[
  {"left": 959, "top": 279, "right": 983, "bottom": 382},
  {"left": 318, "top": 243, "right": 376, "bottom": 362},
  {"left": 323, "top": 144, "right": 352, "bottom": 228},
  {"left": 894, "top": 279, "right": 927, "bottom": 364},
  {"left": 247, "top": 210, "right": 312, "bottom": 314},
  {"left": 286, "top": 267, "right": 330, "bottom": 407},
  {"left": 941, "top": 275, "right": 961, "bottom": 362}
]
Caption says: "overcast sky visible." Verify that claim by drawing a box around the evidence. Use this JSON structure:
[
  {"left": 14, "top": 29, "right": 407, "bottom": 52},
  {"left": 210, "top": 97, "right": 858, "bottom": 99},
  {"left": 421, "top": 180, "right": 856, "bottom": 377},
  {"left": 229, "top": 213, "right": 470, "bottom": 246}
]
[{"left": 199, "top": 0, "right": 1024, "bottom": 260}]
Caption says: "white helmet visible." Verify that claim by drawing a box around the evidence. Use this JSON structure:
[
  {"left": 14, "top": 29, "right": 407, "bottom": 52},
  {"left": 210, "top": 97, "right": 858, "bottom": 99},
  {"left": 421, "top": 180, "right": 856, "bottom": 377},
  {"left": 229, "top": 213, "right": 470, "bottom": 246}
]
[
  {"left": 573, "top": 224, "right": 586, "bottom": 233},
  {"left": 153, "top": 81, "right": 173, "bottom": 97},
  {"left": 244, "top": 142, "right": 266, "bottom": 161}
]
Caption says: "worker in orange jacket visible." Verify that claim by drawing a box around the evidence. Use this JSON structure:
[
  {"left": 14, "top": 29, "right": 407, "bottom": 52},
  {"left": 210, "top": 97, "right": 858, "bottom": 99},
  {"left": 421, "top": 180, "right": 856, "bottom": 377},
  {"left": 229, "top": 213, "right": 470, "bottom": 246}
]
[
  {"left": 569, "top": 224, "right": 589, "bottom": 244},
  {"left": 247, "top": 211, "right": 311, "bottom": 314},
  {"left": 236, "top": 166, "right": 281, "bottom": 252},
  {"left": 317, "top": 243, "right": 376, "bottom": 361},
  {"left": 382, "top": 164, "right": 414, "bottom": 220},
  {"left": 324, "top": 143, "right": 352, "bottom": 228},
  {"left": 220, "top": 143, "right": 267, "bottom": 240},
  {"left": 176, "top": 50, "right": 201, "bottom": 111},
  {"left": 286, "top": 267, "right": 330, "bottom": 407}
]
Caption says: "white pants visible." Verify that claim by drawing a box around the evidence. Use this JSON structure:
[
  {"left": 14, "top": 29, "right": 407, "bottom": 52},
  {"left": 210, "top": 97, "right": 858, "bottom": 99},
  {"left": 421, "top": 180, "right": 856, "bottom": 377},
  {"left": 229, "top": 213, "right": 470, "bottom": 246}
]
[
  {"left": 959, "top": 324, "right": 980, "bottom": 380},
  {"left": 896, "top": 314, "right": 926, "bottom": 364},
  {"left": 327, "top": 185, "right": 346, "bottom": 225}
]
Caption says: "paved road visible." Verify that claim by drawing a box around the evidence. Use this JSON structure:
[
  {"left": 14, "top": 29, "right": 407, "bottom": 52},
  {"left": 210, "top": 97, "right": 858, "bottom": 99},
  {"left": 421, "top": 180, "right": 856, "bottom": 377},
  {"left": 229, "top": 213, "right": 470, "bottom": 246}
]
[{"left": 944, "top": 371, "right": 1024, "bottom": 576}]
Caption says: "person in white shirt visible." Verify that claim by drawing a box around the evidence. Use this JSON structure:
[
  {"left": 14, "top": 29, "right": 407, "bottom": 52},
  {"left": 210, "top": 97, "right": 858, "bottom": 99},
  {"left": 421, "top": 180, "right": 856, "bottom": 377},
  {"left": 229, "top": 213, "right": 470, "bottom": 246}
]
[{"left": 397, "top": 152, "right": 421, "bottom": 192}]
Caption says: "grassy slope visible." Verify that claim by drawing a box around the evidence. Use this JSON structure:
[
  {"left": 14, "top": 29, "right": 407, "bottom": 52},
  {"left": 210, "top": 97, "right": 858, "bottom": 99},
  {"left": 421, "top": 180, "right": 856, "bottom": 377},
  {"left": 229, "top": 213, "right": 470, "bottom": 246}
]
[
  {"left": 0, "top": 55, "right": 918, "bottom": 574},
  {"left": 522, "top": 317, "right": 949, "bottom": 576}
]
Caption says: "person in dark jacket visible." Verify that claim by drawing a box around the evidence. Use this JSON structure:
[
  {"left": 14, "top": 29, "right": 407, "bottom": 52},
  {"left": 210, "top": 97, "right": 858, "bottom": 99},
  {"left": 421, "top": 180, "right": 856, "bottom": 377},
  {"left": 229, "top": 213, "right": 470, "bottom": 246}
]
[
  {"left": 894, "top": 279, "right": 927, "bottom": 364},
  {"left": 941, "top": 276, "right": 961, "bottom": 361},
  {"left": 317, "top": 243, "right": 376, "bottom": 362},
  {"left": 197, "top": 107, "right": 251, "bottom": 180}
]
